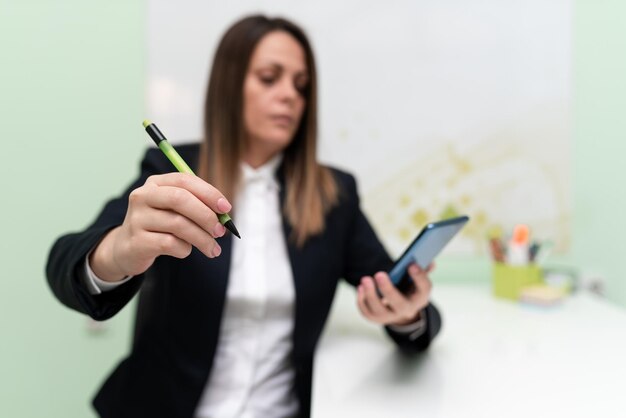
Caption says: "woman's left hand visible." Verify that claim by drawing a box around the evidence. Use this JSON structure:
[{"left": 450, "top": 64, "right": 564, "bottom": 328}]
[{"left": 356, "top": 263, "right": 433, "bottom": 326}]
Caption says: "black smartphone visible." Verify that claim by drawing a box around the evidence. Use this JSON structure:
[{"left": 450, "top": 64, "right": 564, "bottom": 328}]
[{"left": 389, "top": 215, "right": 469, "bottom": 294}]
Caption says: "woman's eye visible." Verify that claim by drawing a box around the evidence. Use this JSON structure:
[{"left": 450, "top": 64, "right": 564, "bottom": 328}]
[
  {"left": 295, "top": 76, "right": 309, "bottom": 95},
  {"left": 295, "top": 82, "right": 308, "bottom": 94},
  {"left": 259, "top": 75, "right": 276, "bottom": 85}
]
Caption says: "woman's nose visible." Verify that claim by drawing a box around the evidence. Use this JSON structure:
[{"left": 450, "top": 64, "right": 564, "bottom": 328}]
[{"left": 277, "top": 78, "right": 298, "bottom": 102}]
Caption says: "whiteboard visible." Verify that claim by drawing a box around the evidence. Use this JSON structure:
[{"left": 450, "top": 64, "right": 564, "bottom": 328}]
[{"left": 147, "top": 0, "right": 571, "bottom": 256}]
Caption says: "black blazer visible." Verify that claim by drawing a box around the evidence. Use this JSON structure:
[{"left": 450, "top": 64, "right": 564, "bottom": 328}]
[{"left": 46, "top": 144, "right": 441, "bottom": 418}]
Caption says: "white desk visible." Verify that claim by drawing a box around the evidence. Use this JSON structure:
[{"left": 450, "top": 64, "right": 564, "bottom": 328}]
[{"left": 312, "top": 283, "right": 626, "bottom": 418}]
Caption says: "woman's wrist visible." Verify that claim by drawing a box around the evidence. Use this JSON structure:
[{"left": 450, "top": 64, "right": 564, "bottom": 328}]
[
  {"left": 89, "top": 227, "right": 127, "bottom": 282},
  {"left": 389, "top": 309, "right": 423, "bottom": 327}
]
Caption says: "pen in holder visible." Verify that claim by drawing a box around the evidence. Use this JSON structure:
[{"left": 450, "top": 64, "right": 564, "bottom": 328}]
[{"left": 489, "top": 224, "right": 545, "bottom": 300}]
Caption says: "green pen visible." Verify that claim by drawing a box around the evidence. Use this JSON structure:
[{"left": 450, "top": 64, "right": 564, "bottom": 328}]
[{"left": 142, "top": 120, "right": 241, "bottom": 239}]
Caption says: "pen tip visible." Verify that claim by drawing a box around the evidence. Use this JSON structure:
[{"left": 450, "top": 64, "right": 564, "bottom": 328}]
[
  {"left": 142, "top": 119, "right": 152, "bottom": 128},
  {"left": 224, "top": 220, "right": 241, "bottom": 239}
]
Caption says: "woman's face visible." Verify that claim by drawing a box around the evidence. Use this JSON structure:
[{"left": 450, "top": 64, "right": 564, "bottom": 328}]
[{"left": 243, "top": 30, "right": 309, "bottom": 166}]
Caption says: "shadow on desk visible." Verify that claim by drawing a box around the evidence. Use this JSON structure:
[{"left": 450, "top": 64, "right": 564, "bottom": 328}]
[
  {"left": 381, "top": 349, "right": 433, "bottom": 383},
  {"left": 312, "top": 321, "right": 446, "bottom": 417}
]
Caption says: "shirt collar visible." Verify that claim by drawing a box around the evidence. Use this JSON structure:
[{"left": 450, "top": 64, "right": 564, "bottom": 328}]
[{"left": 240, "top": 153, "right": 283, "bottom": 189}]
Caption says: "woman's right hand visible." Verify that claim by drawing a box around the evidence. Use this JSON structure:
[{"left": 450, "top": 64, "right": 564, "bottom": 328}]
[{"left": 89, "top": 173, "right": 232, "bottom": 282}]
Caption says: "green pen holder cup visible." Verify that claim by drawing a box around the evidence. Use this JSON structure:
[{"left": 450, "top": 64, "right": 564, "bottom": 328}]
[{"left": 492, "top": 263, "right": 543, "bottom": 300}]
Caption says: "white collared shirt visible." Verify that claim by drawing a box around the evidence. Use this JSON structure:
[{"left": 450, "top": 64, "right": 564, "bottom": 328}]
[{"left": 194, "top": 154, "right": 298, "bottom": 418}]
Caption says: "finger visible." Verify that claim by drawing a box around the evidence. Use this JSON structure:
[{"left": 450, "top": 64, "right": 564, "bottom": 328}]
[
  {"left": 142, "top": 230, "right": 194, "bottom": 260},
  {"left": 356, "top": 282, "right": 375, "bottom": 321},
  {"left": 375, "top": 272, "right": 425, "bottom": 323},
  {"left": 408, "top": 262, "right": 426, "bottom": 276},
  {"left": 142, "top": 185, "right": 225, "bottom": 238},
  {"left": 407, "top": 264, "right": 433, "bottom": 305},
  {"left": 361, "top": 277, "right": 393, "bottom": 321},
  {"left": 373, "top": 272, "right": 409, "bottom": 313},
  {"left": 140, "top": 208, "right": 222, "bottom": 259},
  {"left": 145, "top": 173, "right": 233, "bottom": 214}
]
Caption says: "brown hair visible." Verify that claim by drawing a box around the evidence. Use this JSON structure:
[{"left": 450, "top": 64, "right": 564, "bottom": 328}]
[{"left": 198, "top": 15, "right": 338, "bottom": 247}]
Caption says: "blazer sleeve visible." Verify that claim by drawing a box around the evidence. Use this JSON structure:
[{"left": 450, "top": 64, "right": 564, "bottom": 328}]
[
  {"left": 338, "top": 171, "right": 442, "bottom": 352},
  {"left": 45, "top": 148, "right": 169, "bottom": 321}
]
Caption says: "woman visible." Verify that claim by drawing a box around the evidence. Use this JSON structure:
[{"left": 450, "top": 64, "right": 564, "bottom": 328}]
[{"left": 46, "top": 15, "right": 441, "bottom": 418}]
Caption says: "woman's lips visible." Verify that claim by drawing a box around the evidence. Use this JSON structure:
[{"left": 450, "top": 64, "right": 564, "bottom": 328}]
[{"left": 270, "top": 114, "right": 294, "bottom": 127}]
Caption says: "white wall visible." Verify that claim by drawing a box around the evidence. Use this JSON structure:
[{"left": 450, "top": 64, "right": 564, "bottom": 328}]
[{"left": 147, "top": 0, "right": 571, "bottom": 256}]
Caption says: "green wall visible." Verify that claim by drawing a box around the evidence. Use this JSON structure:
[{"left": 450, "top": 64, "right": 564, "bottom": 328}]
[
  {"left": 572, "top": 0, "right": 626, "bottom": 306},
  {"left": 1, "top": 1, "right": 625, "bottom": 417},
  {"left": 0, "top": 1, "right": 144, "bottom": 416}
]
